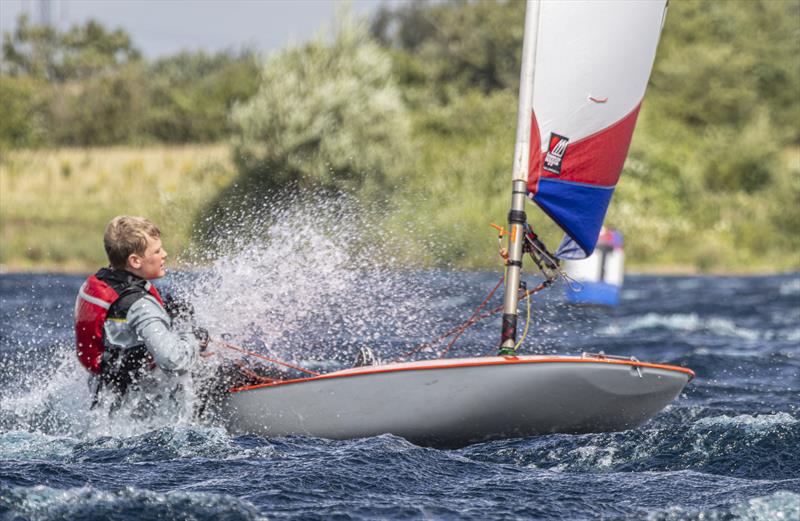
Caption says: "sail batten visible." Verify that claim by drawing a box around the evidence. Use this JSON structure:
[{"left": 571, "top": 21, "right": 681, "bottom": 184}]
[{"left": 524, "top": 0, "right": 668, "bottom": 259}]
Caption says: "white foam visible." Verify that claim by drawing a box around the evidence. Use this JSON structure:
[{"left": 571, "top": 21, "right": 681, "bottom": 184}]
[
  {"left": 692, "top": 412, "right": 798, "bottom": 432},
  {"left": 3, "top": 484, "right": 265, "bottom": 520},
  {"left": 0, "top": 345, "right": 207, "bottom": 440},
  {"left": 0, "top": 430, "right": 76, "bottom": 461},
  {"left": 563, "top": 444, "right": 618, "bottom": 470},
  {"left": 779, "top": 278, "right": 800, "bottom": 296},
  {"left": 647, "top": 490, "right": 800, "bottom": 521},
  {"left": 736, "top": 491, "right": 800, "bottom": 521},
  {"left": 785, "top": 329, "right": 800, "bottom": 342},
  {"left": 600, "top": 313, "right": 761, "bottom": 340}
]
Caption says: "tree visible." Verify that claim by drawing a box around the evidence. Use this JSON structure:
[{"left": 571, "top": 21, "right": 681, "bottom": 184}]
[
  {"left": 371, "top": 0, "right": 525, "bottom": 95},
  {"left": 229, "top": 14, "right": 411, "bottom": 194},
  {"left": 144, "top": 50, "right": 260, "bottom": 143},
  {"left": 648, "top": 0, "right": 799, "bottom": 142},
  {"left": 2, "top": 14, "right": 140, "bottom": 82},
  {"left": 48, "top": 64, "right": 147, "bottom": 146},
  {"left": 0, "top": 76, "right": 49, "bottom": 148}
]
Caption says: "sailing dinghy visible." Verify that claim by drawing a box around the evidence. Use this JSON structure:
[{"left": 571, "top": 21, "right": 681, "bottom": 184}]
[{"left": 216, "top": 0, "right": 693, "bottom": 448}]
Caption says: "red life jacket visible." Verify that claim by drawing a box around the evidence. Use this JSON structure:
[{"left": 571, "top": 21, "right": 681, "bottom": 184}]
[{"left": 75, "top": 269, "right": 164, "bottom": 374}]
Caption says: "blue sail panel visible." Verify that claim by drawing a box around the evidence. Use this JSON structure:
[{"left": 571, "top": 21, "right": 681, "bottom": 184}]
[{"left": 531, "top": 178, "right": 615, "bottom": 259}]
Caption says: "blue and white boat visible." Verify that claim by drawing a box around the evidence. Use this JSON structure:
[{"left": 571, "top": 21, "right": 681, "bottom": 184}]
[{"left": 564, "top": 228, "right": 625, "bottom": 306}]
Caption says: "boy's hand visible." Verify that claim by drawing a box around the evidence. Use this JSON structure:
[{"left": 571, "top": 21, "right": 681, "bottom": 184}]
[
  {"left": 193, "top": 327, "right": 210, "bottom": 351},
  {"left": 164, "top": 294, "right": 196, "bottom": 324}
]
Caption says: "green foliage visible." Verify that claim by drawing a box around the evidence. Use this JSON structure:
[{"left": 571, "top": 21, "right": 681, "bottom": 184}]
[
  {"left": 1, "top": 16, "right": 258, "bottom": 147},
  {"left": 2, "top": 14, "right": 141, "bottom": 81},
  {"left": 385, "top": 90, "right": 517, "bottom": 267},
  {"left": 650, "top": 0, "right": 800, "bottom": 142},
  {"left": 229, "top": 14, "right": 411, "bottom": 194},
  {"left": 1, "top": 0, "right": 798, "bottom": 272},
  {"left": 0, "top": 76, "right": 49, "bottom": 149},
  {"left": 49, "top": 65, "right": 148, "bottom": 146},
  {"left": 371, "top": 0, "right": 800, "bottom": 271},
  {"left": 144, "top": 51, "right": 260, "bottom": 142},
  {"left": 604, "top": 0, "right": 800, "bottom": 270},
  {"left": 372, "top": 0, "right": 524, "bottom": 96}
]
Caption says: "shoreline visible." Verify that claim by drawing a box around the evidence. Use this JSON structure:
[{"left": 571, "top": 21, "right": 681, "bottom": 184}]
[{"left": 1, "top": 263, "right": 796, "bottom": 277}]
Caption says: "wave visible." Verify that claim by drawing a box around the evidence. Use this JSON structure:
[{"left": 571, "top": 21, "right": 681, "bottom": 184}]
[
  {"left": 0, "top": 431, "right": 77, "bottom": 462},
  {"left": 459, "top": 412, "right": 800, "bottom": 480},
  {"left": 779, "top": 278, "right": 800, "bottom": 296},
  {"left": 690, "top": 412, "right": 798, "bottom": 431},
  {"left": 599, "top": 313, "right": 762, "bottom": 340},
  {"left": 2, "top": 427, "right": 798, "bottom": 520},
  {"left": 646, "top": 490, "right": 800, "bottom": 521},
  {"left": 0, "top": 425, "right": 280, "bottom": 465},
  {"left": 0, "top": 483, "right": 263, "bottom": 521}
]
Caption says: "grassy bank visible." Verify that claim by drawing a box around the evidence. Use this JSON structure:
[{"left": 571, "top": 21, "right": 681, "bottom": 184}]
[
  {"left": 1, "top": 141, "right": 797, "bottom": 274},
  {"left": 0, "top": 144, "right": 234, "bottom": 272}
]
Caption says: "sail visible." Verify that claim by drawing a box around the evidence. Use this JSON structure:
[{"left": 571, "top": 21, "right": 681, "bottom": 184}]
[{"left": 526, "top": 0, "right": 667, "bottom": 259}]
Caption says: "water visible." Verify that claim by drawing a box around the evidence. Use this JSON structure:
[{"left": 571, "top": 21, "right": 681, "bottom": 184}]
[{"left": 1, "top": 269, "right": 798, "bottom": 520}]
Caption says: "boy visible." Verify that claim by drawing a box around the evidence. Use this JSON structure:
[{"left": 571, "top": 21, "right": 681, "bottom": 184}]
[{"left": 75, "top": 215, "right": 207, "bottom": 408}]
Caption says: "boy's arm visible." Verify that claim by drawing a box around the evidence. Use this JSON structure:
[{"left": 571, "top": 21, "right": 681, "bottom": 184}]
[{"left": 126, "top": 295, "right": 200, "bottom": 373}]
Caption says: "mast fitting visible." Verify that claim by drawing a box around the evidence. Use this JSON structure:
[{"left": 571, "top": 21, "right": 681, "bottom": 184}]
[{"left": 508, "top": 210, "right": 527, "bottom": 225}]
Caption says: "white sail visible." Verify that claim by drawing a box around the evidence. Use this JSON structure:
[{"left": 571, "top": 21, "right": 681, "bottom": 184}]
[{"left": 526, "top": 0, "right": 668, "bottom": 259}]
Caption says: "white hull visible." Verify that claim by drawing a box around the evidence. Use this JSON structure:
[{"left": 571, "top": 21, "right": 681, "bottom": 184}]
[{"left": 218, "top": 355, "right": 693, "bottom": 448}]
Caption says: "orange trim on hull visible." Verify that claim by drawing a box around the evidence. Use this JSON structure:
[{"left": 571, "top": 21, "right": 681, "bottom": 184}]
[{"left": 228, "top": 356, "right": 695, "bottom": 394}]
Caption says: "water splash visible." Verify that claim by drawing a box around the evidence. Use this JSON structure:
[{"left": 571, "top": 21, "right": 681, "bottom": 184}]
[
  {"left": 1, "top": 270, "right": 797, "bottom": 520},
  {"left": 176, "top": 193, "right": 452, "bottom": 365},
  {"left": 0, "top": 346, "right": 205, "bottom": 439}
]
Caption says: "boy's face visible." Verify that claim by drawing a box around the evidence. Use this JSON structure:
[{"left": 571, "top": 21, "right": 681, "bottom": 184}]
[{"left": 127, "top": 235, "right": 167, "bottom": 280}]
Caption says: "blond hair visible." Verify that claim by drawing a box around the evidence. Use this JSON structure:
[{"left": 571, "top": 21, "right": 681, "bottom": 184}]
[{"left": 104, "top": 216, "right": 161, "bottom": 269}]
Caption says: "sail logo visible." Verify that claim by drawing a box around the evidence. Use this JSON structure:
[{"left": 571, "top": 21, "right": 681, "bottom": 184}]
[{"left": 543, "top": 133, "right": 569, "bottom": 175}]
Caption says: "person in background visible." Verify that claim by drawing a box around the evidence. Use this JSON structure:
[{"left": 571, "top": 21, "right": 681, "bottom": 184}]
[{"left": 74, "top": 215, "right": 208, "bottom": 411}]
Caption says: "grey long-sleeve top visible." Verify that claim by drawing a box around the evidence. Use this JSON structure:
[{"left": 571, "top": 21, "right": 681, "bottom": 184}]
[{"left": 103, "top": 294, "right": 199, "bottom": 373}]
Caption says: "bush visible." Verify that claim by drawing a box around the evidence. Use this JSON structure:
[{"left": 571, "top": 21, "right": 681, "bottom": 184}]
[
  {"left": 372, "top": 0, "right": 525, "bottom": 96},
  {"left": 53, "top": 65, "right": 148, "bottom": 146},
  {"left": 229, "top": 14, "right": 411, "bottom": 195},
  {"left": 0, "top": 76, "right": 50, "bottom": 149},
  {"left": 144, "top": 50, "right": 260, "bottom": 143}
]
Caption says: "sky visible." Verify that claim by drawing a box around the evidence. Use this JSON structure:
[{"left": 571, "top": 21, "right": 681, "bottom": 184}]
[{"left": 0, "top": 0, "right": 399, "bottom": 58}]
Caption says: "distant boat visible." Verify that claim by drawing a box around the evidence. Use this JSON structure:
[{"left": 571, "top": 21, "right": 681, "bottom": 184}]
[
  {"left": 217, "top": 0, "right": 692, "bottom": 448},
  {"left": 564, "top": 228, "right": 625, "bottom": 306}
]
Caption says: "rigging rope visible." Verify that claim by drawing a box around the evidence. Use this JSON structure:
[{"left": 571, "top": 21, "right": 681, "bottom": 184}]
[
  {"left": 212, "top": 339, "right": 321, "bottom": 376},
  {"left": 438, "top": 276, "right": 504, "bottom": 359},
  {"left": 233, "top": 360, "right": 282, "bottom": 384},
  {"left": 392, "top": 277, "right": 504, "bottom": 362},
  {"left": 393, "top": 278, "right": 551, "bottom": 363},
  {"left": 513, "top": 283, "right": 532, "bottom": 352}
]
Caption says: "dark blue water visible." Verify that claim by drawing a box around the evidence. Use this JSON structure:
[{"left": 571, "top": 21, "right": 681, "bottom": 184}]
[{"left": 1, "top": 272, "right": 798, "bottom": 520}]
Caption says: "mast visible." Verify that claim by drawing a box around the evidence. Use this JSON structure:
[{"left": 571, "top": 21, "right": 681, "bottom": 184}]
[{"left": 500, "top": 0, "right": 540, "bottom": 353}]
